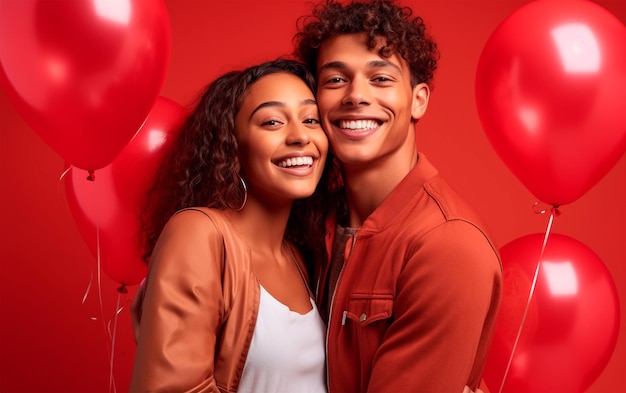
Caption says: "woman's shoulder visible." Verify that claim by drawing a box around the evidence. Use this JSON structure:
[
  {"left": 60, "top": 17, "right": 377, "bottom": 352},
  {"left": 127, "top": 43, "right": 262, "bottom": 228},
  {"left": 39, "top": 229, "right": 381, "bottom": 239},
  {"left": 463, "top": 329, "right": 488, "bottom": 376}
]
[
  {"left": 173, "top": 207, "right": 224, "bottom": 221},
  {"left": 163, "top": 207, "right": 229, "bottom": 237}
]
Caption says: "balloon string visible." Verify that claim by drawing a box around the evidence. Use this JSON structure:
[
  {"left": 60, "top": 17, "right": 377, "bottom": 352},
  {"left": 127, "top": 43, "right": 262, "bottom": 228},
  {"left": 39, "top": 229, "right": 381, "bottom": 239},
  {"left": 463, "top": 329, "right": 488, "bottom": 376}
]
[
  {"left": 63, "top": 167, "right": 122, "bottom": 390},
  {"left": 58, "top": 165, "right": 72, "bottom": 182},
  {"left": 94, "top": 176, "right": 107, "bottom": 337},
  {"left": 67, "top": 165, "right": 100, "bottom": 325},
  {"left": 81, "top": 271, "right": 99, "bottom": 321},
  {"left": 497, "top": 204, "right": 559, "bottom": 393},
  {"left": 62, "top": 166, "right": 96, "bottom": 321},
  {"left": 108, "top": 285, "right": 128, "bottom": 393},
  {"left": 92, "top": 177, "right": 119, "bottom": 393},
  {"left": 57, "top": 165, "right": 73, "bottom": 211}
]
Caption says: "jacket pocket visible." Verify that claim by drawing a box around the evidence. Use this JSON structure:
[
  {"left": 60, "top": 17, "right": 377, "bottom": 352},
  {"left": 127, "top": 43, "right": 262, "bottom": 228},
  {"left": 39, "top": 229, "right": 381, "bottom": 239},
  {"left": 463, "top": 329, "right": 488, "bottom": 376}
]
[
  {"left": 345, "top": 294, "right": 393, "bottom": 326},
  {"left": 341, "top": 294, "right": 394, "bottom": 384}
]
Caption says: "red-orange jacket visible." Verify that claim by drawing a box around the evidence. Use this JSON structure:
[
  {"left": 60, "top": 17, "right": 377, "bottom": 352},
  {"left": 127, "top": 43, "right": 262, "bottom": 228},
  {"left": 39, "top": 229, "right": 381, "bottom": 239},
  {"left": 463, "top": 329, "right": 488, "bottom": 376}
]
[{"left": 317, "top": 154, "right": 503, "bottom": 393}]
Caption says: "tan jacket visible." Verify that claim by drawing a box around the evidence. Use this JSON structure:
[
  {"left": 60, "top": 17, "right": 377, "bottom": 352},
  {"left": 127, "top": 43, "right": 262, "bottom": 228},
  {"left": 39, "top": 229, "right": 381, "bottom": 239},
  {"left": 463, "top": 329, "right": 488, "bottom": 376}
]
[{"left": 130, "top": 207, "right": 305, "bottom": 393}]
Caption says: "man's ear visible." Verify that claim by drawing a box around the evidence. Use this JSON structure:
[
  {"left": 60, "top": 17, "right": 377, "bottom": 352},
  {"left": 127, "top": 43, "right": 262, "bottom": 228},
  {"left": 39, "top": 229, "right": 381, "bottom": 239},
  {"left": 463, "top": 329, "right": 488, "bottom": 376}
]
[{"left": 411, "top": 83, "right": 430, "bottom": 120}]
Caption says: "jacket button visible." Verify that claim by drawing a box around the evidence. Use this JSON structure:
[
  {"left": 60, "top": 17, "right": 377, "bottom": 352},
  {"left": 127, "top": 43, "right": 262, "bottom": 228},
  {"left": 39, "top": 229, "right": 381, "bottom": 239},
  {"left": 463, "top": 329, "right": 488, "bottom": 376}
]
[{"left": 360, "top": 313, "right": 367, "bottom": 322}]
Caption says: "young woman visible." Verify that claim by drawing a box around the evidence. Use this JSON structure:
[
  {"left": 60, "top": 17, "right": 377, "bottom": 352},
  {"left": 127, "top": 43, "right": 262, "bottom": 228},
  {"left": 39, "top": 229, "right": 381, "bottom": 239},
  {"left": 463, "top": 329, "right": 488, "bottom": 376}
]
[{"left": 129, "top": 59, "right": 331, "bottom": 393}]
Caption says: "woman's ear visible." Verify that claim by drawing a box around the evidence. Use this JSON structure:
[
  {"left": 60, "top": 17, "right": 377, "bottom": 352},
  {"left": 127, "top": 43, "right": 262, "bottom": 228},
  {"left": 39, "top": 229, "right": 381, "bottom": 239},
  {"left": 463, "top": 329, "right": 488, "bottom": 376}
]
[{"left": 411, "top": 83, "right": 430, "bottom": 120}]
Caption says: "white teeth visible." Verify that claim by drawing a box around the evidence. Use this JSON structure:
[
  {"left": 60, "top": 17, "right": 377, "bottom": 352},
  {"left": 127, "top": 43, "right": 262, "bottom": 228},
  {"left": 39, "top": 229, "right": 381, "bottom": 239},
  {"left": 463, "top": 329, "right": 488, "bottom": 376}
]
[
  {"left": 277, "top": 156, "right": 314, "bottom": 167},
  {"left": 339, "top": 120, "right": 379, "bottom": 130}
]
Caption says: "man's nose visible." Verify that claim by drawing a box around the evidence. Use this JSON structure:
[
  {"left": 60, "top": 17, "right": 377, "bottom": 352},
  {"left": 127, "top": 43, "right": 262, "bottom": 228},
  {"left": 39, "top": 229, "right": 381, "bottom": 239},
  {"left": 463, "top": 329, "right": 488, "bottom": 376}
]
[{"left": 341, "top": 77, "right": 372, "bottom": 106}]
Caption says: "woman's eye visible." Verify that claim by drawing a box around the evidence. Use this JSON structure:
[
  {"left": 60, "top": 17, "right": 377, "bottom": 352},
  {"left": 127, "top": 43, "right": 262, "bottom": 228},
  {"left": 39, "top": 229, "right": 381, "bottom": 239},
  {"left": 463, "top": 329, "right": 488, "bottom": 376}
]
[
  {"left": 303, "top": 118, "right": 320, "bottom": 124},
  {"left": 261, "top": 119, "right": 281, "bottom": 126}
]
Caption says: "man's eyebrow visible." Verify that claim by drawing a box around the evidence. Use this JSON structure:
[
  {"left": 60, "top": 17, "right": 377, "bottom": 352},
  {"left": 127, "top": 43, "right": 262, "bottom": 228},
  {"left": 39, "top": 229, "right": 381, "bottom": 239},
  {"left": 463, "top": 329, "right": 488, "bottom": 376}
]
[
  {"left": 318, "top": 60, "right": 402, "bottom": 74},
  {"left": 368, "top": 60, "right": 401, "bottom": 73},
  {"left": 250, "top": 98, "right": 318, "bottom": 117},
  {"left": 318, "top": 61, "right": 346, "bottom": 74}
]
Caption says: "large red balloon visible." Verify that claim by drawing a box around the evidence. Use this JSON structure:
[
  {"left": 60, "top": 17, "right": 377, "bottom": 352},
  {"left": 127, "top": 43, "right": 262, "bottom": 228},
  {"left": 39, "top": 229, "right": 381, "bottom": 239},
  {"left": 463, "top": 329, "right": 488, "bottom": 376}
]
[
  {"left": 0, "top": 0, "right": 171, "bottom": 171},
  {"left": 65, "top": 97, "right": 186, "bottom": 285},
  {"left": 483, "top": 233, "right": 620, "bottom": 393},
  {"left": 475, "top": 0, "right": 626, "bottom": 206}
]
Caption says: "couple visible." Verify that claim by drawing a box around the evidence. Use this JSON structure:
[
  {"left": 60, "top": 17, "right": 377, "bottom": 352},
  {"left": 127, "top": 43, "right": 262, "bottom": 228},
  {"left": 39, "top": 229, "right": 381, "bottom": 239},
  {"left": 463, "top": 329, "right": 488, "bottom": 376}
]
[{"left": 130, "top": 1, "right": 502, "bottom": 392}]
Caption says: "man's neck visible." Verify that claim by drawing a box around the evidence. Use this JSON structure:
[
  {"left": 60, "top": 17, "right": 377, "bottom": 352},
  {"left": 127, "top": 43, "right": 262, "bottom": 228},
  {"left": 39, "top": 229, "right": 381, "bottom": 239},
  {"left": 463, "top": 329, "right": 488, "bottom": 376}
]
[{"left": 342, "top": 148, "right": 418, "bottom": 228}]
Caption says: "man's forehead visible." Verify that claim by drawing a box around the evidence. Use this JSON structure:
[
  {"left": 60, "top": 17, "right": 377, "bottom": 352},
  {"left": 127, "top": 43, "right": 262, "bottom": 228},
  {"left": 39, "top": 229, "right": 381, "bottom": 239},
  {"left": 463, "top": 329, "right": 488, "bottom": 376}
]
[{"left": 317, "top": 34, "right": 406, "bottom": 73}]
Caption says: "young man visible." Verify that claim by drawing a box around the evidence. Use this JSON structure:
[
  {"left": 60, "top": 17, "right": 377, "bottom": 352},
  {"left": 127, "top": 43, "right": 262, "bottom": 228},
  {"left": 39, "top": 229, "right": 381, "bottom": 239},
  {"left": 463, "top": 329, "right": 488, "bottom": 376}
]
[{"left": 294, "top": 1, "right": 503, "bottom": 392}]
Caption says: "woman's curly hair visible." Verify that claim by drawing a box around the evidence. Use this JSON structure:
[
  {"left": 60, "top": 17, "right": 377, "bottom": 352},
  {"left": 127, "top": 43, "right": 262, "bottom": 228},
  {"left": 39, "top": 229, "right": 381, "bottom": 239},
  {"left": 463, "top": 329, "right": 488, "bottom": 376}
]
[
  {"left": 293, "top": 0, "right": 440, "bottom": 88},
  {"left": 139, "top": 59, "right": 337, "bottom": 265}
]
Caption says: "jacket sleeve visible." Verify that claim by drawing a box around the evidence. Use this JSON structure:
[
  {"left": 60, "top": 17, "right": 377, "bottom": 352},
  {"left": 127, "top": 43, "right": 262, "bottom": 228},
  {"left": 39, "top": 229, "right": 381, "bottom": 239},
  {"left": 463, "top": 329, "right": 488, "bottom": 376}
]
[
  {"left": 129, "top": 210, "right": 226, "bottom": 393},
  {"left": 367, "top": 220, "right": 502, "bottom": 393}
]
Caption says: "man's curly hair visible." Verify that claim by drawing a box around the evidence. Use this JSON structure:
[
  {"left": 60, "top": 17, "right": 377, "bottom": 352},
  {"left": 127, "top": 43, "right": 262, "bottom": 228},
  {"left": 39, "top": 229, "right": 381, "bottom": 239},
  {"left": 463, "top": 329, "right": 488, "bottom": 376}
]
[{"left": 293, "top": 0, "right": 440, "bottom": 88}]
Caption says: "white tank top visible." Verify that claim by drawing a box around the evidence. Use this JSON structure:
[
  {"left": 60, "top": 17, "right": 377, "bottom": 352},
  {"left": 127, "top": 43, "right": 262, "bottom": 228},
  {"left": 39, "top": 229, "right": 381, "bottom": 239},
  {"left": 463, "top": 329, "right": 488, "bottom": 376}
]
[{"left": 238, "top": 285, "right": 327, "bottom": 393}]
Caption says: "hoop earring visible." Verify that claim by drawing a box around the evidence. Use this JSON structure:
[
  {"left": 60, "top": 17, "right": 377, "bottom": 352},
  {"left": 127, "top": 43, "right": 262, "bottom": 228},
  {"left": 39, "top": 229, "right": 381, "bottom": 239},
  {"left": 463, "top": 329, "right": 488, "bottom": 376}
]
[{"left": 234, "top": 175, "right": 248, "bottom": 211}]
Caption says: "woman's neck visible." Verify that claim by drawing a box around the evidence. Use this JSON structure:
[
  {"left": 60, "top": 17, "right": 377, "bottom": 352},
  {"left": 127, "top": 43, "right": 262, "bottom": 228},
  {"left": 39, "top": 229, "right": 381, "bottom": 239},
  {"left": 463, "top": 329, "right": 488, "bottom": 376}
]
[{"left": 227, "top": 197, "right": 292, "bottom": 256}]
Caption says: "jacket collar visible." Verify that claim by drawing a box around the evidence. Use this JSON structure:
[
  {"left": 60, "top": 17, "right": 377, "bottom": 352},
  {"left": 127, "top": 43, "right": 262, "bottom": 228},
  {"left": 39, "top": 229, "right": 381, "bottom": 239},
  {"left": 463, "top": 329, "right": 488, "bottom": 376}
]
[{"left": 358, "top": 152, "right": 439, "bottom": 233}]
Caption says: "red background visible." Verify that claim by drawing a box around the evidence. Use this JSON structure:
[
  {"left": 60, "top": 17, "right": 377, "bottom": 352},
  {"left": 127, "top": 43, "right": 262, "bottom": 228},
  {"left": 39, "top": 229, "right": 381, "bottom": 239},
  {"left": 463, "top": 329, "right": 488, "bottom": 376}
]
[{"left": 1, "top": 1, "right": 624, "bottom": 392}]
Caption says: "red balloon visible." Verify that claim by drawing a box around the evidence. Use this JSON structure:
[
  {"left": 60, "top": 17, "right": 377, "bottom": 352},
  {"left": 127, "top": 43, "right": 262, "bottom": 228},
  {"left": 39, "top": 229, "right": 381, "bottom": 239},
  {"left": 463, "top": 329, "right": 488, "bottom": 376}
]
[
  {"left": 65, "top": 97, "right": 186, "bottom": 285},
  {"left": 483, "top": 233, "right": 620, "bottom": 393},
  {"left": 0, "top": 0, "right": 171, "bottom": 171},
  {"left": 475, "top": 0, "right": 626, "bottom": 206}
]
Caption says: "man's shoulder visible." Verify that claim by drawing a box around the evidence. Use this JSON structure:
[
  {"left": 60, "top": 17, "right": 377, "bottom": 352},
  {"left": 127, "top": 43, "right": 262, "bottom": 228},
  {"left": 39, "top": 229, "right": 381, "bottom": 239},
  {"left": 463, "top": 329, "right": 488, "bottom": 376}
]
[
  {"left": 421, "top": 176, "right": 484, "bottom": 224},
  {"left": 390, "top": 174, "right": 497, "bottom": 249}
]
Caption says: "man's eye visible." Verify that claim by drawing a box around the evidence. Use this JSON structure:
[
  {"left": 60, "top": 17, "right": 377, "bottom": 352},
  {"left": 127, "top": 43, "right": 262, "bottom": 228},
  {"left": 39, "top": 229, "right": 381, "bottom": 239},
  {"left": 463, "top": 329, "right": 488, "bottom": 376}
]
[{"left": 327, "top": 77, "right": 344, "bottom": 84}]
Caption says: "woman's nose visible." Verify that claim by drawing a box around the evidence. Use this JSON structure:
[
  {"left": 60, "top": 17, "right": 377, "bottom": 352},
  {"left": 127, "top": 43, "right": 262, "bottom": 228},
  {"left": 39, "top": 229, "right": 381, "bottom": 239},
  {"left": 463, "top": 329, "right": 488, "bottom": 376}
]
[{"left": 286, "top": 122, "right": 312, "bottom": 145}]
